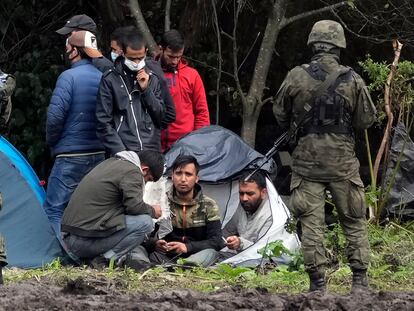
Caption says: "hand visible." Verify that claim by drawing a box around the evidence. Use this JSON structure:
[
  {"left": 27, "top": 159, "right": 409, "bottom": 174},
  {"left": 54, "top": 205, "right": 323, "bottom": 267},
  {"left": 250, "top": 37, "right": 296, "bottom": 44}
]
[
  {"left": 166, "top": 241, "right": 188, "bottom": 255},
  {"left": 155, "top": 239, "right": 168, "bottom": 253},
  {"left": 152, "top": 204, "right": 162, "bottom": 219},
  {"left": 137, "top": 69, "right": 149, "bottom": 90},
  {"left": 226, "top": 236, "right": 241, "bottom": 250}
]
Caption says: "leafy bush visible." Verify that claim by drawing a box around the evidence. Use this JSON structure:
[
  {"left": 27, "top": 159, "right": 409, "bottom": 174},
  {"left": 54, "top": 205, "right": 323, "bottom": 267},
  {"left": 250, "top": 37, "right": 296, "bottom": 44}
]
[{"left": 8, "top": 49, "right": 63, "bottom": 177}]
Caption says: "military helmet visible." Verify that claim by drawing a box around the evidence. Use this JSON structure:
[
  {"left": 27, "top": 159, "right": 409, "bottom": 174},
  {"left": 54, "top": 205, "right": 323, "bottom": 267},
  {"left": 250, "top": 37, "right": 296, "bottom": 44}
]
[{"left": 307, "top": 20, "right": 346, "bottom": 48}]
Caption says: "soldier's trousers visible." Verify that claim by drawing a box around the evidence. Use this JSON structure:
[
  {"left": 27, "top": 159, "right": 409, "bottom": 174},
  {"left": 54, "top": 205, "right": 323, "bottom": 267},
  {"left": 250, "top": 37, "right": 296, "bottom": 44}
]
[
  {"left": 0, "top": 235, "right": 6, "bottom": 267},
  {"left": 289, "top": 172, "right": 370, "bottom": 273}
]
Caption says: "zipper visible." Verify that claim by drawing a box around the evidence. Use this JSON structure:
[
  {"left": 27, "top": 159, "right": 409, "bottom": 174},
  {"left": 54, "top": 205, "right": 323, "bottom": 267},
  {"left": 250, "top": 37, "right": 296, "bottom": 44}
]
[
  {"left": 116, "top": 115, "right": 124, "bottom": 132},
  {"left": 119, "top": 75, "right": 143, "bottom": 150}
]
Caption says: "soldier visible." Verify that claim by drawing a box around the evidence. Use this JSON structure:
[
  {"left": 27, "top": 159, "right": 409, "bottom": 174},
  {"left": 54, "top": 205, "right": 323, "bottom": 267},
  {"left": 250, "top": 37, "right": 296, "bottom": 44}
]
[
  {"left": 273, "top": 20, "right": 376, "bottom": 293},
  {"left": 0, "top": 69, "right": 16, "bottom": 134},
  {"left": 0, "top": 193, "right": 7, "bottom": 284}
]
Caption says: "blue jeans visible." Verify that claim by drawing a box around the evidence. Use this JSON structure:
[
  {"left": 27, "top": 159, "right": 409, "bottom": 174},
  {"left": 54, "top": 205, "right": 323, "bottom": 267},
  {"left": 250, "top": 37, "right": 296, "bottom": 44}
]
[
  {"left": 44, "top": 154, "right": 105, "bottom": 235},
  {"left": 64, "top": 215, "right": 154, "bottom": 260}
]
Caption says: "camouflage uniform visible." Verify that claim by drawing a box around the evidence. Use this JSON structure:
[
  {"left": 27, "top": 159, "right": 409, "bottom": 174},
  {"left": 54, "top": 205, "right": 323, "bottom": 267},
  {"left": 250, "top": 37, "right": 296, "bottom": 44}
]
[
  {"left": 273, "top": 20, "right": 376, "bottom": 283},
  {"left": 0, "top": 70, "right": 16, "bottom": 134}
]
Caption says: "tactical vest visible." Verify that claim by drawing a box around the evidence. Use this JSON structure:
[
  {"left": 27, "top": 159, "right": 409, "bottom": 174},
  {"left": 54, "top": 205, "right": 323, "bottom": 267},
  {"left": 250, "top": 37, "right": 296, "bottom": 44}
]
[{"left": 300, "top": 61, "right": 353, "bottom": 136}]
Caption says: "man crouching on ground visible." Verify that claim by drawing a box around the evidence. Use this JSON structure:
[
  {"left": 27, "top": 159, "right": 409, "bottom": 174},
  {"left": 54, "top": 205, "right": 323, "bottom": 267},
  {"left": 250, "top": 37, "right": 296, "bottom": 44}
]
[{"left": 61, "top": 150, "right": 164, "bottom": 268}]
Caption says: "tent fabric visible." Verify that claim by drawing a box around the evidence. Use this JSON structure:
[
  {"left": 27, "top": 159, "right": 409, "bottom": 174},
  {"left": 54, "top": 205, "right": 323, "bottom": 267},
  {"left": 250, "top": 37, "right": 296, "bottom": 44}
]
[
  {"left": 384, "top": 122, "right": 414, "bottom": 218},
  {"left": 162, "top": 125, "right": 300, "bottom": 265},
  {"left": 165, "top": 125, "right": 276, "bottom": 182},
  {"left": 0, "top": 136, "right": 63, "bottom": 268},
  {"left": 205, "top": 178, "right": 299, "bottom": 265}
]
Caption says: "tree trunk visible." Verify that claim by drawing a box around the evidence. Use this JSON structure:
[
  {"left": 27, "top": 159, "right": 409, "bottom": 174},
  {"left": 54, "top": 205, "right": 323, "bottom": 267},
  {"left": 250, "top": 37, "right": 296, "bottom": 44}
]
[
  {"left": 241, "top": 98, "right": 261, "bottom": 146},
  {"left": 127, "top": 0, "right": 158, "bottom": 55},
  {"left": 164, "top": 0, "right": 172, "bottom": 32},
  {"left": 241, "top": 0, "right": 287, "bottom": 146}
]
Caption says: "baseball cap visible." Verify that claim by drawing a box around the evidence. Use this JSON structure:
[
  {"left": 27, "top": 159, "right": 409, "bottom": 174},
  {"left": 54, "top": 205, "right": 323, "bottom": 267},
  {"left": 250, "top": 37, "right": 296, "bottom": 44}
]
[
  {"left": 67, "top": 31, "right": 102, "bottom": 58},
  {"left": 56, "top": 14, "right": 97, "bottom": 35}
]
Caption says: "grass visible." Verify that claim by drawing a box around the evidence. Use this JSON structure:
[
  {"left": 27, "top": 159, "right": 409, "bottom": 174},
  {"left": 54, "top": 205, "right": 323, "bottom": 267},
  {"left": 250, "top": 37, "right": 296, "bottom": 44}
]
[{"left": 3, "top": 221, "right": 414, "bottom": 294}]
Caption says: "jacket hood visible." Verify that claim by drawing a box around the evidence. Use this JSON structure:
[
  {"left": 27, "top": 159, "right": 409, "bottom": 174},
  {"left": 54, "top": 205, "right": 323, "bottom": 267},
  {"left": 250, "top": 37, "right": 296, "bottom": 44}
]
[
  {"left": 155, "top": 54, "right": 188, "bottom": 72},
  {"left": 116, "top": 151, "right": 143, "bottom": 172}
]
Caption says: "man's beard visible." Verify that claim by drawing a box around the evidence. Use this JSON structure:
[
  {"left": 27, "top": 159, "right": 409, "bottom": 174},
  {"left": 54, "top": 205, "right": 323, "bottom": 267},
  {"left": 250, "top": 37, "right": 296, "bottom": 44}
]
[
  {"left": 175, "top": 187, "right": 192, "bottom": 197},
  {"left": 241, "top": 197, "right": 263, "bottom": 214},
  {"left": 161, "top": 57, "right": 177, "bottom": 73}
]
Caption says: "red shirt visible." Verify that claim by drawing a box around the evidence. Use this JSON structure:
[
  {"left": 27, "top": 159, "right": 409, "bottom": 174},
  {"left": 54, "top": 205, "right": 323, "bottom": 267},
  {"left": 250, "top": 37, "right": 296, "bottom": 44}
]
[{"left": 160, "top": 59, "right": 210, "bottom": 151}]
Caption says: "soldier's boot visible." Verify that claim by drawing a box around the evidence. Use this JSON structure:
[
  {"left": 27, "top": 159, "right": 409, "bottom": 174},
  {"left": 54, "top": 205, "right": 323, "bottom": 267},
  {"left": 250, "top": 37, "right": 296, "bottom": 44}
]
[
  {"left": 0, "top": 267, "right": 3, "bottom": 285},
  {"left": 308, "top": 271, "right": 326, "bottom": 292},
  {"left": 351, "top": 269, "right": 368, "bottom": 293}
]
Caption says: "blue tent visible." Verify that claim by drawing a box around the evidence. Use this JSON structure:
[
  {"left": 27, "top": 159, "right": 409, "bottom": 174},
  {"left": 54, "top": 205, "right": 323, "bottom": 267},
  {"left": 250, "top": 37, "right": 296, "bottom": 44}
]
[{"left": 0, "top": 137, "right": 63, "bottom": 268}]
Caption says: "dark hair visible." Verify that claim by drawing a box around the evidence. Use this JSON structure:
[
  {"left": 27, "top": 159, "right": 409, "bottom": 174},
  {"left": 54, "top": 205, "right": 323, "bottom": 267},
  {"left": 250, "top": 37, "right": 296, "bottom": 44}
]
[
  {"left": 239, "top": 170, "right": 266, "bottom": 189},
  {"left": 122, "top": 29, "right": 147, "bottom": 53},
  {"left": 137, "top": 150, "right": 165, "bottom": 181},
  {"left": 76, "top": 47, "right": 92, "bottom": 61},
  {"left": 160, "top": 29, "right": 184, "bottom": 52},
  {"left": 110, "top": 26, "right": 136, "bottom": 45},
  {"left": 171, "top": 155, "right": 200, "bottom": 174}
]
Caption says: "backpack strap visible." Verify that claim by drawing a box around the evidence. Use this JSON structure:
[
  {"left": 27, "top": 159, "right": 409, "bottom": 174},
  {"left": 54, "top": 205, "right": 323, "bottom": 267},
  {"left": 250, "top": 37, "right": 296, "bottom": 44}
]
[{"left": 288, "top": 66, "right": 352, "bottom": 141}]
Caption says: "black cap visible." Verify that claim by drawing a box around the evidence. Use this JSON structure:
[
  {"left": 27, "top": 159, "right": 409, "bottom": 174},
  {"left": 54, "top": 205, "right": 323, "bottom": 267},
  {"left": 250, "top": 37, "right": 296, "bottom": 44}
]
[{"left": 56, "top": 14, "right": 97, "bottom": 35}]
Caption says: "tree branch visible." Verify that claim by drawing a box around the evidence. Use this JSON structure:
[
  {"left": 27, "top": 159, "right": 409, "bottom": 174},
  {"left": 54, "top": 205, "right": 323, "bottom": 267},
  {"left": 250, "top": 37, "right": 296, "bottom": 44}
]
[
  {"left": 281, "top": 1, "right": 350, "bottom": 29},
  {"left": 211, "top": 0, "right": 222, "bottom": 125},
  {"left": 238, "top": 32, "right": 261, "bottom": 73},
  {"left": 184, "top": 56, "right": 234, "bottom": 78},
  {"left": 373, "top": 40, "right": 403, "bottom": 185},
  {"left": 232, "top": 0, "right": 246, "bottom": 105},
  {"left": 128, "top": 0, "right": 158, "bottom": 55},
  {"left": 164, "top": 0, "right": 172, "bottom": 32}
]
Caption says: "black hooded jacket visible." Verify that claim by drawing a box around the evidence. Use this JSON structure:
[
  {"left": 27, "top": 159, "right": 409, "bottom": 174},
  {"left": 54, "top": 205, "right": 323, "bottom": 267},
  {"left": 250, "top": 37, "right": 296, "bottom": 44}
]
[{"left": 96, "top": 57, "right": 165, "bottom": 154}]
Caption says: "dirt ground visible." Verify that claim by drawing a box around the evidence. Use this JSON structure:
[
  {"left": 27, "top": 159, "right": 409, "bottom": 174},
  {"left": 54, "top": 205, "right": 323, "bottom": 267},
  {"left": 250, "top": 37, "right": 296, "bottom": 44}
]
[{"left": 0, "top": 278, "right": 413, "bottom": 311}]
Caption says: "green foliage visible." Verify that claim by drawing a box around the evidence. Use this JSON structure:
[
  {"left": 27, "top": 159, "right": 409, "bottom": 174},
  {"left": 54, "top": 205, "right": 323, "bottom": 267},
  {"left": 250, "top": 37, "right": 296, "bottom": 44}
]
[
  {"left": 258, "top": 240, "right": 290, "bottom": 258},
  {"left": 8, "top": 49, "right": 62, "bottom": 174},
  {"left": 359, "top": 56, "right": 414, "bottom": 128},
  {"left": 365, "top": 184, "right": 381, "bottom": 210},
  {"left": 4, "top": 223, "right": 414, "bottom": 293},
  {"left": 257, "top": 240, "right": 304, "bottom": 272}
]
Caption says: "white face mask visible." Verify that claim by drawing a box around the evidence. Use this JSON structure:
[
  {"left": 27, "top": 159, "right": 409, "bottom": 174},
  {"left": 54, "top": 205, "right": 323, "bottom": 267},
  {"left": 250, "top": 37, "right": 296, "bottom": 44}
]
[
  {"left": 111, "top": 51, "right": 120, "bottom": 62},
  {"left": 124, "top": 58, "right": 146, "bottom": 72}
]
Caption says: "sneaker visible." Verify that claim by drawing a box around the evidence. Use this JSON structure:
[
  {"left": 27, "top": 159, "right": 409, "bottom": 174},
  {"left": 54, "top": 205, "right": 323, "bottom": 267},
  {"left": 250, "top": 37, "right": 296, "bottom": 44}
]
[
  {"left": 124, "top": 257, "right": 154, "bottom": 272},
  {"left": 89, "top": 255, "right": 109, "bottom": 270}
]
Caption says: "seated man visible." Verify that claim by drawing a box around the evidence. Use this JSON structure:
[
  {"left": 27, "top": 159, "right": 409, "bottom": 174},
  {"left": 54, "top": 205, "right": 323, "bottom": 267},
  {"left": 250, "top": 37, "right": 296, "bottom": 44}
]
[
  {"left": 127, "top": 155, "right": 223, "bottom": 269},
  {"left": 219, "top": 170, "right": 272, "bottom": 260},
  {"left": 61, "top": 150, "right": 164, "bottom": 268}
]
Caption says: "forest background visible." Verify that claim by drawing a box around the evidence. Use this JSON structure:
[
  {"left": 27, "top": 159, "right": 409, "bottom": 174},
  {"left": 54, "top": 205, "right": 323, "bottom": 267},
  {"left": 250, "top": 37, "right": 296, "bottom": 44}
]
[{"left": 1, "top": 0, "right": 414, "bottom": 188}]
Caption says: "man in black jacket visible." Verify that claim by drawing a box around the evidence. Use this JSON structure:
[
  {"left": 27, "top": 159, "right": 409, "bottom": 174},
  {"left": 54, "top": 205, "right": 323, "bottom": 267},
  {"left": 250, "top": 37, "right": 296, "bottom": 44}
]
[
  {"left": 125, "top": 155, "right": 223, "bottom": 269},
  {"left": 110, "top": 26, "right": 175, "bottom": 131},
  {"left": 96, "top": 31, "right": 165, "bottom": 154}
]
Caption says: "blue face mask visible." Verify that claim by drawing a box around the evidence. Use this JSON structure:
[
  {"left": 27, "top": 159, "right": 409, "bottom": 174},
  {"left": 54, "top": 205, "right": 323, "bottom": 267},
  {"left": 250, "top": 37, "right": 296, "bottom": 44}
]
[
  {"left": 124, "top": 58, "right": 146, "bottom": 72},
  {"left": 111, "top": 51, "right": 120, "bottom": 62}
]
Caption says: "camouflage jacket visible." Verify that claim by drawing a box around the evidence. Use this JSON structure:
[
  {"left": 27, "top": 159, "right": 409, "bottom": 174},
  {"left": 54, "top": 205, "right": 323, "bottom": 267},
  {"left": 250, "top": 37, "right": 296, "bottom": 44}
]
[
  {"left": 0, "top": 71, "right": 16, "bottom": 133},
  {"left": 273, "top": 53, "right": 376, "bottom": 181},
  {"left": 161, "top": 184, "right": 224, "bottom": 254}
]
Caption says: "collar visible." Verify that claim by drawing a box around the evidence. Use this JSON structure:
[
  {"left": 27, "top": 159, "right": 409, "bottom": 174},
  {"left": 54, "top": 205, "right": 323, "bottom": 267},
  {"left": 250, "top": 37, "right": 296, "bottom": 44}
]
[
  {"left": 311, "top": 52, "right": 340, "bottom": 63},
  {"left": 71, "top": 59, "right": 92, "bottom": 68},
  {"left": 167, "top": 183, "right": 203, "bottom": 206}
]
